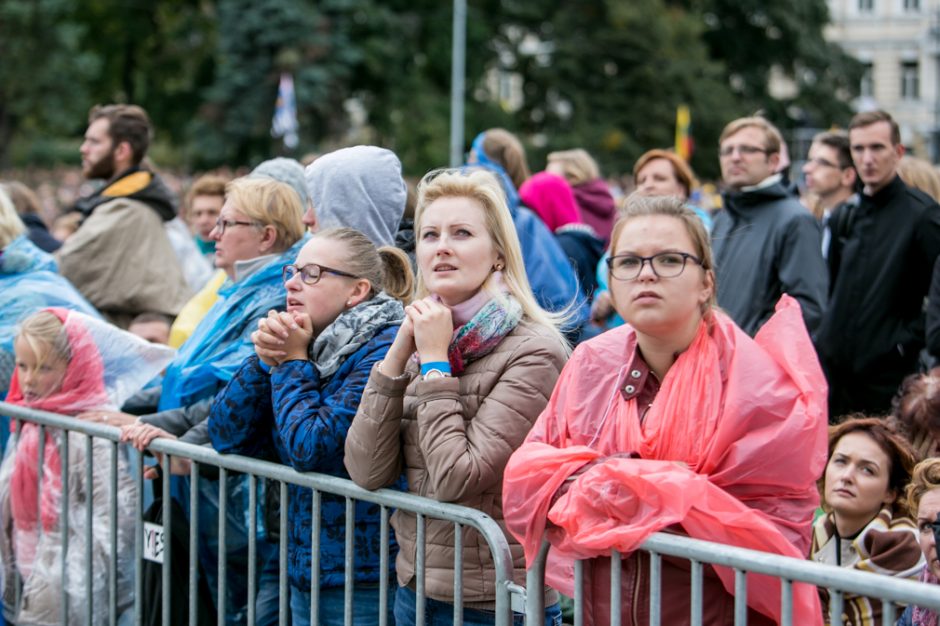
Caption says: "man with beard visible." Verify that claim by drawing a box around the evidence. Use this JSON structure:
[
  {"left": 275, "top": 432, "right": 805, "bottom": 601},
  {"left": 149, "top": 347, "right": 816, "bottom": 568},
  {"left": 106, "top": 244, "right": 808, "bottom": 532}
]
[{"left": 57, "top": 104, "right": 190, "bottom": 327}]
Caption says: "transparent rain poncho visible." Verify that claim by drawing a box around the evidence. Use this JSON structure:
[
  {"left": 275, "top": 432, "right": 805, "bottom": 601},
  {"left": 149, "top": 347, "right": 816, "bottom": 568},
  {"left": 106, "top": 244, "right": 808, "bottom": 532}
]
[
  {"left": 0, "top": 308, "right": 174, "bottom": 625},
  {"left": 0, "top": 235, "right": 100, "bottom": 400}
]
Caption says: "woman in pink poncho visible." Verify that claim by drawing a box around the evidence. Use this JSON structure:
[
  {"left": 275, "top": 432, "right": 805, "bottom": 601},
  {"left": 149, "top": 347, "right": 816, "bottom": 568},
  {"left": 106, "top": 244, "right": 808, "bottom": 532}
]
[{"left": 502, "top": 194, "right": 828, "bottom": 625}]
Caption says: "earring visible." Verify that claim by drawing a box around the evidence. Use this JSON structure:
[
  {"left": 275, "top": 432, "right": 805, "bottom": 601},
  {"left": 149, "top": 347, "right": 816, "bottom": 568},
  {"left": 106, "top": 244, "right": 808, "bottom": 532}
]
[
  {"left": 346, "top": 300, "right": 352, "bottom": 307},
  {"left": 494, "top": 263, "right": 504, "bottom": 272}
]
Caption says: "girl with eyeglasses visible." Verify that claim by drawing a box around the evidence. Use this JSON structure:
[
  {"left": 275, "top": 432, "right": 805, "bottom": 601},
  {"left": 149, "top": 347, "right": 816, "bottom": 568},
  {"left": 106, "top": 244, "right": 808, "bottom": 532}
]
[
  {"left": 503, "top": 194, "right": 829, "bottom": 625},
  {"left": 206, "top": 227, "right": 413, "bottom": 626}
]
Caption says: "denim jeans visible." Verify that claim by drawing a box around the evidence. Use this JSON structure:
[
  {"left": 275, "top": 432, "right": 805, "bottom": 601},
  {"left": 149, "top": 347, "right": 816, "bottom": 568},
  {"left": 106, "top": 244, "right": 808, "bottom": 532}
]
[
  {"left": 393, "top": 585, "right": 563, "bottom": 626},
  {"left": 290, "top": 584, "right": 394, "bottom": 626}
]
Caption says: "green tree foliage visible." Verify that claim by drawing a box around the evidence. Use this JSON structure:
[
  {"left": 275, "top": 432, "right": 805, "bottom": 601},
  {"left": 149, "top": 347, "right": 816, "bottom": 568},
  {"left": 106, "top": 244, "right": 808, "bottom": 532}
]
[
  {"left": 675, "top": 0, "right": 863, "bottom": 128},
  {"left": 0, "top": 0, "right": 859, "bottom": 176},
  {"left": 494, "top": 0, "right": 741, "bottom": 179},
  {"left": 0, "top": 0, "right": 100, "bottom": 166}
]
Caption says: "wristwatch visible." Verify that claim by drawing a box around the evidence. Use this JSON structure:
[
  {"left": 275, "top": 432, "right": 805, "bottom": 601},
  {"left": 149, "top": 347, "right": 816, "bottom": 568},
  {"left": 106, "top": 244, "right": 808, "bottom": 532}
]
[{"left": 423, "top": 368, "right": 452, "bottom": 380}]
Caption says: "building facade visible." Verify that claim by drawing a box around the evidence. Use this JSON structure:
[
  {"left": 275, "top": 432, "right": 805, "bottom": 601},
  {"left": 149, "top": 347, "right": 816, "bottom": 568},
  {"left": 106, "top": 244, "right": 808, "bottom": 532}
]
[{"left": 825, "top": 0, "right": 940, "bottom": 158}]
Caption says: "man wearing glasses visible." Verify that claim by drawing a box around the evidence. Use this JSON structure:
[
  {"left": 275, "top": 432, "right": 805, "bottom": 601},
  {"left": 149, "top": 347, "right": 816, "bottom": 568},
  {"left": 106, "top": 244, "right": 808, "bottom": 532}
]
[
  {"left": 802, "top": 131, "right": 858, "bottom": 260},
  {"left": 816, "top": 110, "right": 940, "bottom": 418},
  {"left": 711, "top": 116, "right": 828, "bottom": 337}
]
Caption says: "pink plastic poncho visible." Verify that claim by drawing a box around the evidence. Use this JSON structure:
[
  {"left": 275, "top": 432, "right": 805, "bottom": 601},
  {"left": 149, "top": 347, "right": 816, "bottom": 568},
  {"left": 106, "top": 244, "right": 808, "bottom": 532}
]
[
  {"left": 5, "top": 308, "right": 110, "bottom": 540},
  {"left": 503, "top": 296, "right": 828, "bottom": 625}
]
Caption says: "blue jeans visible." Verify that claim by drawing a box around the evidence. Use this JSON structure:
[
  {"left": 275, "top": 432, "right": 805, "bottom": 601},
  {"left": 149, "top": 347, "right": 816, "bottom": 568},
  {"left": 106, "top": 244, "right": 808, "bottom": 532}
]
[
  {"left": 393, "top": 585, "right": 562, "bottom": 626},
  {"left": 290, "top": 584, "right": 394, "bottom": 626}
]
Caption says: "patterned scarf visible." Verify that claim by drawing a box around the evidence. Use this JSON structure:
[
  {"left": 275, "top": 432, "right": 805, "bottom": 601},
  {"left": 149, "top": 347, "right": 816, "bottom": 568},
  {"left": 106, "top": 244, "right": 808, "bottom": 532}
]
[
  {"left": 309, "top": 291, "right": 404, "bottom": 377},
  {"left": 912, "top": 567, "right": 940, "bottom": 626},
  {"left": 445, "top": 293, "right": 523, "bottom": 375}
]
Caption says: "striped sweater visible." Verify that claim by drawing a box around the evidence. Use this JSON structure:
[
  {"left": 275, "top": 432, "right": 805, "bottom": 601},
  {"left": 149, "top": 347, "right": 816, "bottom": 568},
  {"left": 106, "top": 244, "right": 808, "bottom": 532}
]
[{"left": 809, "top": 507, "right": 925, "bottom": 625}]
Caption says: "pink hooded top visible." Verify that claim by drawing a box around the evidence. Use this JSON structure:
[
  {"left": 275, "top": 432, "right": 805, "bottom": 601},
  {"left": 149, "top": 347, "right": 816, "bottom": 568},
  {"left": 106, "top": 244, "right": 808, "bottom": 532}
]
[
  {"left": 502, "top": 296, "right": 828, "bottom": 625},
  {"left": 519, "top": 172, "right": 582, "bottom": 233},
  {"left": 5, "top": 308, "right": 109, "bottom": 535}
]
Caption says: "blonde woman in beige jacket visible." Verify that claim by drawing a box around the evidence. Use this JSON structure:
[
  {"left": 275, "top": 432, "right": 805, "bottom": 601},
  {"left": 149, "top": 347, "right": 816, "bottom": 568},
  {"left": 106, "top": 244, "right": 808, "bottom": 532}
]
[{"left": 344, "top": 168, "right": 570, "bottom": 625}]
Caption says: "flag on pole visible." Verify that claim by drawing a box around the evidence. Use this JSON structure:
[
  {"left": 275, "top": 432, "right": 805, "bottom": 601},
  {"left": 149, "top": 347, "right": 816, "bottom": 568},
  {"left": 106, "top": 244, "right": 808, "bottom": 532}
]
[
  {"left": 271, "top": 73, "right": 299, "bottom": 149},
  {"left": 675, "top": 104, "right": 693, "bottom": 161}
]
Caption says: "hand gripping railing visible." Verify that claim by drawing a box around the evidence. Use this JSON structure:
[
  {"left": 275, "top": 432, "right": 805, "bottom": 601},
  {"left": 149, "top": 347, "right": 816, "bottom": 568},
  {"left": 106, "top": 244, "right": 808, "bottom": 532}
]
[
  {"left": 525, "top": 533, "right": 940, "bottom": 626},
  {"left": 0, "top": 401, "right": 518, "bottom": 626}
]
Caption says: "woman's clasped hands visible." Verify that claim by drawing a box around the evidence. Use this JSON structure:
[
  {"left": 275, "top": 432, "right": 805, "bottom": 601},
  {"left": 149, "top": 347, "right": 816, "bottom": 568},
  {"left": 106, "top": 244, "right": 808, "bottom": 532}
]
[
  {"left": 382, "top": 297, "right": 454, "bottom": 376},
  {"left": 252, "top": 309, "right": 314, "bottom": 366}
]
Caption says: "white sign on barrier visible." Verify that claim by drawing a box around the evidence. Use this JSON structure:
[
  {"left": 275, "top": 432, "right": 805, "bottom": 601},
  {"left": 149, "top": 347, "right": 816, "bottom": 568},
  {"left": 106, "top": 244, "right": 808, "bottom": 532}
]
[{"left": 143, "top": 522, "right": 165, "bottom": 564}]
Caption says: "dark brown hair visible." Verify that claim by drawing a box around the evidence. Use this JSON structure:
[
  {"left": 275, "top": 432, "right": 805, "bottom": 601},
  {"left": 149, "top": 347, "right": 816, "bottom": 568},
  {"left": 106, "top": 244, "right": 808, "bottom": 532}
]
[
  {"left": 88, "top": 104, "right": 153, "bottom": 165},
  {"left": 889, "top": 369, "right": 940, "bottom": 458},
  {"left": 849, "top": 110, "right": 901, "bottom": 146},
  {"left": 820, "top": 416, "right": 917, "bottom": 517}
]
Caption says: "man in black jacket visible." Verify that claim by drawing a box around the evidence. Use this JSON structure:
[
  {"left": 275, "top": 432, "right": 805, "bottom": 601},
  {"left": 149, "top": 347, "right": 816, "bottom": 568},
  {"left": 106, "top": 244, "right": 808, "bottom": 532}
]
[
  {"left": 712, "top": 117, "right": 828, "bottom": 336},
  {"left": 816, "top": 110, "right": 940, "bottom": 418}
]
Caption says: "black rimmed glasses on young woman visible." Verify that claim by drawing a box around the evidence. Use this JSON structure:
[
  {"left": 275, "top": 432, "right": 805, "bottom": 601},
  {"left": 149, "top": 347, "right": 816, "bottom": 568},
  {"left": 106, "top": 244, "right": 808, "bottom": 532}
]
[
  {"left": 282, "top": 263, "right": 359, "bottom": 285},
  {"left": 606, "top": 252, "right": 704, "bottom": 281}
]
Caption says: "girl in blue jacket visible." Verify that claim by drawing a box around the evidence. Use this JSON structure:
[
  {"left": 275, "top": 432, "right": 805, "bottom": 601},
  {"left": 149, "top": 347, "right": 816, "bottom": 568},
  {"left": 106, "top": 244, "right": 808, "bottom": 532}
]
[{"left": 207, "top": 227, "right": 413, "bottom": 626}]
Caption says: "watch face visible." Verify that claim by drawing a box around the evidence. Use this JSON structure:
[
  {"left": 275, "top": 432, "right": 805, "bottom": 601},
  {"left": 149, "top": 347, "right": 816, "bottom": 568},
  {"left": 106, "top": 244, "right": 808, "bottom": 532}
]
[{"left": 423, "top": 368, "right": 449, "bottom": 380}]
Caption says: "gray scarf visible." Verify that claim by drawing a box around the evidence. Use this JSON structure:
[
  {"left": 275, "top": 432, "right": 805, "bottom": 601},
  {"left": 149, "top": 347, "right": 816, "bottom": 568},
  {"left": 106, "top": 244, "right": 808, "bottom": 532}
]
[{"left": 308, "top": 291, "right": 404, "bottom": 377}]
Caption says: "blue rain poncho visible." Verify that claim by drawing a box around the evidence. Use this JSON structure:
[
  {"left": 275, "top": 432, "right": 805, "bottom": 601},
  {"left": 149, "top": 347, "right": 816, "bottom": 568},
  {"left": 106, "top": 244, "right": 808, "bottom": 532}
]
[
  {"left": 158, "top": 235, "right": 310, "bottom": 411},
  {"left": 0, "top": 236, "right": 100, "bottom": 399},
  {"left": 468, "top": 133, "right": 587, "bottom": 324}
]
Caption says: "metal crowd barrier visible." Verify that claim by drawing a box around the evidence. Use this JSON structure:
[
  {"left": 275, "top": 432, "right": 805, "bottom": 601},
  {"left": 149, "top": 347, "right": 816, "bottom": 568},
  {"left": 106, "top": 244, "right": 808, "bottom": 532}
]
[
  {"left": 525, "top": 533, "right": 940, "bottom": 626},
  {"left": 0, "top": 401, "right": 519, "bottom": 626}
]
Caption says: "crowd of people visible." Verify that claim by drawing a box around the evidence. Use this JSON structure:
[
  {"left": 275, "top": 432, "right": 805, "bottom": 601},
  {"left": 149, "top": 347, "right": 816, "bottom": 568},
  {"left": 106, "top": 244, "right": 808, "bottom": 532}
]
[{"left": 2, "top": 101, "right": 940, "bottom": 625}]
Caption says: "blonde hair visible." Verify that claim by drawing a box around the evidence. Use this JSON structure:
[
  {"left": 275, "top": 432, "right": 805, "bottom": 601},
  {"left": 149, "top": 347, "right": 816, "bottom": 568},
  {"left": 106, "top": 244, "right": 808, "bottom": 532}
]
[
  {"left": 907, "top": 458, "right": 940, "bottom": 519},
  {"left": 546, "top": 149, "right": 600, "bottom": 186},
  {"left": 414, "top": 169, "right": 568, "bottom": 345},
  {"left": 898, "top": 156, "right": 940, "bottom": 203},
  {"left": 0, "top": 187, "right": 26, "bottom": 249},
  {"left": 481, "top": 129, "right": 531, "bottom": 190},
  {"left": 311, "top": 227, "right": 414, "bottom": 303},
  {"left": 609, "top": 194, "right": 717, "bottom": 310},
  {"left": 17, "top": 311, "right": 70, "bottom": 368},
  {"left": 224, "top": 178, "right": 305, "bottom": 252},
  {"left": 719, "top": 116, "right": 783, "bottom": 154}
]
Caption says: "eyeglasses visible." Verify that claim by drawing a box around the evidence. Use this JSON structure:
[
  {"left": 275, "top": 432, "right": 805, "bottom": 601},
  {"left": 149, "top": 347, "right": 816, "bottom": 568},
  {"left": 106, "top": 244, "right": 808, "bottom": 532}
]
[
  {"left": 282, "top": 263, "right": 359, "bottom": 285},
  {"left": 804, "top": 157, "right": 842, "bottom": 169},
  {"left": 214, "top": 218, "right": 258, "bottom": 234},
  {"left": 718, "top": 145, "right": 769, "bottom": 158},
  {"left": 607, "top": 251, "right": 704, "bottom": 281}
]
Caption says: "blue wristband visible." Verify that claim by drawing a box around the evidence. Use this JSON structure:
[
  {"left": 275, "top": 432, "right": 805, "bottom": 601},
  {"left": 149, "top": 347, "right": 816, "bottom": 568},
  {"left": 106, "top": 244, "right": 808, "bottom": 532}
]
[{"left": 420, "top": 361, "right": 451, "bottom": 376}]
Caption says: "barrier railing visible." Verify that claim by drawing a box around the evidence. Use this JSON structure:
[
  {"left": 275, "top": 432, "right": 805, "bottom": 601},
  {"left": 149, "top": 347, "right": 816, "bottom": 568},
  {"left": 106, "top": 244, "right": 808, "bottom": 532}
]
[
  {"left": 0, "top": 401, "right": 519, "bottom": 626},
  {"left": 525, "top": 532, "right": 940, "bottom": 626}
]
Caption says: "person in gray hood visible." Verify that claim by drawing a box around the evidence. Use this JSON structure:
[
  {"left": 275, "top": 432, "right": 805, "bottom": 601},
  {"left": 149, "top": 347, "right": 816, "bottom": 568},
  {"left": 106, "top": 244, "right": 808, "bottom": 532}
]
[{"left": 304, "top": 145, "right": 406, "bottom": 246}]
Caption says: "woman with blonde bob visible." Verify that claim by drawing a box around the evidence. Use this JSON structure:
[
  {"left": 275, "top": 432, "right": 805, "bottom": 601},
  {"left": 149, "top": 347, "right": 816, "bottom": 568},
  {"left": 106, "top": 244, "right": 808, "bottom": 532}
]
[
  {"left": 345, "top": 169, "right": 570, "bottom": 625},
  {"left": 898, "top": 458, "right": 940, "bottom": 625},
  {"left": 503, "top": 195, "right": 829, "bottom": 625}
]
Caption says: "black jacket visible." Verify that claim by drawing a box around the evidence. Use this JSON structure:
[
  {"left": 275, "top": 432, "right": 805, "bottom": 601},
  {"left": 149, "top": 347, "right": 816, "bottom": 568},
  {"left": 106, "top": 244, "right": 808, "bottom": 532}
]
[
  {"left": 712, "top": 180, "right": 828, "bottom": 336},
  {"left": 816, "top": 175, "right": 940, "bottom": 376},
  {"left": 20, "top": 213, "right": 61, "bottom": 252}
]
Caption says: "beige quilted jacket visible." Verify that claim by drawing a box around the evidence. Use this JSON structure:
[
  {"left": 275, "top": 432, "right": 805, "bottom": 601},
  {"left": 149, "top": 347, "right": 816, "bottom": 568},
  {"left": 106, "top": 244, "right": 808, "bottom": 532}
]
[{"left": 345, "top": 319, "right": 568, "bottom": 606}]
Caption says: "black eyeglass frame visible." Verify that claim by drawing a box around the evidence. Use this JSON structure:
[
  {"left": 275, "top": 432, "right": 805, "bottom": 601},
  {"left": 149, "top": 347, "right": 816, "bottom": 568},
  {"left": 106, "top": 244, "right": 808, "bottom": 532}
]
[
  {"left": 282, "top": 263, "right": 360, "bottom": 285},
  {"left": 213, "top": 218, "right": 259, "bottom": 235},
  {"left": 606, "top": 251, "right": 705, "bottom": 281}
]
